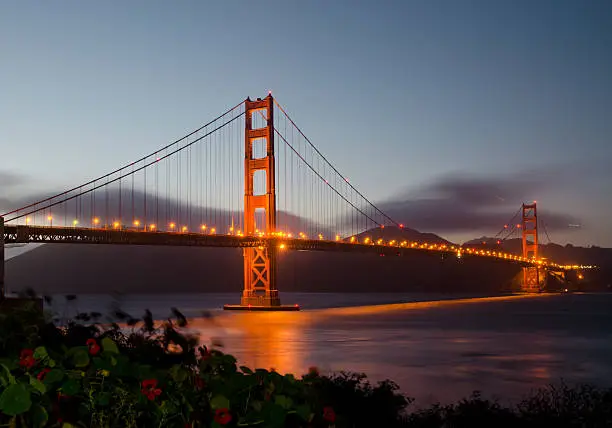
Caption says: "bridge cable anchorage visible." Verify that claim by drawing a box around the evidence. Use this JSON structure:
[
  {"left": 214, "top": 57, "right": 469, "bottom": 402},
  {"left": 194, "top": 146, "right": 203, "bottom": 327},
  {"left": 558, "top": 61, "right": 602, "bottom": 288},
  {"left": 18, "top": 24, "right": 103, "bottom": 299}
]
[
  {"left": 5, "top": 112, "right": 245, "bottom": 223},
  {"left": 273, "top": 99, "right": 401, "bottom": 230},
  {"left": 1, "top": 101, "right": 244, "bottom": 219}
]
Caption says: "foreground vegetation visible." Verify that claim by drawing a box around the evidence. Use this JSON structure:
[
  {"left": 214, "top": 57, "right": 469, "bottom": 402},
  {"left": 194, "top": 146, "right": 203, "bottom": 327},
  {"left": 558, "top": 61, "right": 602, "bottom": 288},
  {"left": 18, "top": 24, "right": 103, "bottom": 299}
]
[{"left": 0, "top": 298, "right": 611, "bottom": 427}]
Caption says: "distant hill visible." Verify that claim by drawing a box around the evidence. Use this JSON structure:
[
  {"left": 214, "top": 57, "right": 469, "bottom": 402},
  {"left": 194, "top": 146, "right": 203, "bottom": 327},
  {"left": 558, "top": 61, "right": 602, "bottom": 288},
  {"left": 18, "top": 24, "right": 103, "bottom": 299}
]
[
  {"left": 354, "top": 226, "right": 452, "bottom": 245},
  {"left": 462, "top": 236, "right": 611, "bottom": 264},
  {"left": 461, "top": 237, "right": 612, "bottom": 290}
]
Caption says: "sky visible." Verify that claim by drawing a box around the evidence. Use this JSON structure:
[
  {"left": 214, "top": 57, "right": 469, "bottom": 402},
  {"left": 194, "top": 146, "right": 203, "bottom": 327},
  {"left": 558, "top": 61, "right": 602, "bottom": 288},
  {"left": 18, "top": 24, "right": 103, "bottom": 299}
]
[{"left": 1, "top": 0, "right": 611, "bottom": 246}]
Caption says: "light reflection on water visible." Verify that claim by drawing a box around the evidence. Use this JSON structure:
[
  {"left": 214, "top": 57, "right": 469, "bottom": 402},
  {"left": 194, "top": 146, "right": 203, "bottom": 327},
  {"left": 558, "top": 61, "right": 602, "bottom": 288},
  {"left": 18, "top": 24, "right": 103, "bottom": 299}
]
[
  {"left": 188, "top": 294, "right": 612, "bottom": 405},
  {"left": 47, "top": 292, "right": 612, "bottom": 405}
]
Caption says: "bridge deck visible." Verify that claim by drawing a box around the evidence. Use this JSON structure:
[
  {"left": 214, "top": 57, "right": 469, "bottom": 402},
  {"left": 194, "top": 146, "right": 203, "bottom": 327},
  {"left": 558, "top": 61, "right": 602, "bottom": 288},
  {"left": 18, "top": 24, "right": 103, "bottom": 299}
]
[{"left": 2, "top": 225, "right": 545, "bottom": 268}]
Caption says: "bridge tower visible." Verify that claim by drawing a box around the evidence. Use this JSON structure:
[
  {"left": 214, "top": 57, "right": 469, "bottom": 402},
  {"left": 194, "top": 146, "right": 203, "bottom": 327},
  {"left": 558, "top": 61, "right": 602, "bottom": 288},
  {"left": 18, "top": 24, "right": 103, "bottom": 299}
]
[
  {"left": 521, "top": 202, "right": 541, "bottom": 292},
  {"left": 241, "top": 95, "right": 281, "bottom": 307}
]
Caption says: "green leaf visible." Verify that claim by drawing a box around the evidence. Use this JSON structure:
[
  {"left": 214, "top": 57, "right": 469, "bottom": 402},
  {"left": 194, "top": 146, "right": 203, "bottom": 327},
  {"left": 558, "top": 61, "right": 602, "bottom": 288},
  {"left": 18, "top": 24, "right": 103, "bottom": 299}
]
[
  {"left": 0, "top": 384, "right": 32, "bottom": 416},
  {"left": 31, "top": 404, "right": 48, "bottom": 428},
  {"left": 33, "top": 347, "right": 48, "bottom": 360},
  {"left": 101, "top": 337, "right": 119, "bottom": 354},
  {"left": 239, "top": 366, "right": 253, "bottom": 374},
  {"left": 170, "top": 365, "right": 187, "bottom": 383},
  {"left": 61, "top": 379, "right": 81, "bottom": 396},
  {"left": 268, "top": 404, "right": 287, "bottom": 427},
  {"left": 295, "top": 404, "right": 311, "bottom": 422},
  {"left": 0, "top": 364, "right": 16, "bottom": 386},
  {"left": 62, "top": 423, "right": 77, "bottom": 428},
  {"left": 28, "top": 376, "right": 46, "bottom": 394},
  {"left": 72, "top": 349, "right": 90, "bottom": 368},
  {"left": 251, "top": 400, "right": 262, "bottom": 412},
  {"left": 274, "top": 395, "right": 293, "bottom": 409},
  {"left": 210, "top": 394, "right": 230, "bottom": 409},
  {"left": 44, "top": 369, "right": 64, "bottom": 384}
]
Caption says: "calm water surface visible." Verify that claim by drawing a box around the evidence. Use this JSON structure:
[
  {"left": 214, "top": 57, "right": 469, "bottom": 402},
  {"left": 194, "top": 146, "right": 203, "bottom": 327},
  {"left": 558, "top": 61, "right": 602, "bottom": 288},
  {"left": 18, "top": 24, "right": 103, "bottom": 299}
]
[{"left": 46, "top": 292, "right": 612, "bottom": 405}]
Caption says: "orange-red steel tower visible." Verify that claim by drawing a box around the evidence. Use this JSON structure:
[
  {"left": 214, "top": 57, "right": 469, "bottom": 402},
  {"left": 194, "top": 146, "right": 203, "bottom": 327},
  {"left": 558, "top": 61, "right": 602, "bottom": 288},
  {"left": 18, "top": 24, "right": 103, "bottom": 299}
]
[
  {"left": 241, "top": 95, "right": 280, "bottom": 306},
  {"left": 521, "top": 202, "right": 541, "bottom": 291}
]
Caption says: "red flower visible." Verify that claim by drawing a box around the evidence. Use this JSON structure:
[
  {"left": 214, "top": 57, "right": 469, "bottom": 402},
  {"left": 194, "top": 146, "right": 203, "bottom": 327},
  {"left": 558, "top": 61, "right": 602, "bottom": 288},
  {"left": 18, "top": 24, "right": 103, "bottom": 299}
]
[
  {"left": 214, "top": 408, "right": 232, "bottom": 425},
  {"left": 19, "top": 349, "right": 36, "bottom": 369},
  {"left": 37, "top": 368, "right": 51, "bottom": 381},
  {"left": 141, "top": 379, "right": 162, "bottom": 401},
  {"left": 323, "top": 406, "right": 336, "bottom": 423},
  {"left": 86, "top": 338, "right": 100, "bottom": 355}
]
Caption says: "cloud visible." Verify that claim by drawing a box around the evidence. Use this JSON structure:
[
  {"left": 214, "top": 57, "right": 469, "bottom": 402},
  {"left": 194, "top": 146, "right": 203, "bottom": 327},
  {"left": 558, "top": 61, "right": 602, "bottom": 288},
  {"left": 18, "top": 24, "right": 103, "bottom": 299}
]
[
  {"left": 0, "top": 171, "right": 28, "bottom": 189},
  {"left": 378, "top": 172, "right": 579, "bottom": 233},
  {"left": 0, "top": 168, "right": 582, "bottom": 239}
]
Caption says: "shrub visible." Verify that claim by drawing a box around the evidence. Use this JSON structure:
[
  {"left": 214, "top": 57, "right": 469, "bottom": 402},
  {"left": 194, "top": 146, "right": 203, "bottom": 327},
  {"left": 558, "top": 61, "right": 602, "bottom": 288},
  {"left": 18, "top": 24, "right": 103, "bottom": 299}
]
[{"left": 0, "top": 301, "right": 409, "bottom": 427}]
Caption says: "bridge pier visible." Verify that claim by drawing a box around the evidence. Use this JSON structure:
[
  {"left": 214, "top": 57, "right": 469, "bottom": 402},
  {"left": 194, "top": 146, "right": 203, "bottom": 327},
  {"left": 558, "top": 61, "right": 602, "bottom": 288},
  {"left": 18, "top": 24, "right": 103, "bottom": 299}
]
[{"left": 522, "top": 266, "right": 543, "bottom": 292}]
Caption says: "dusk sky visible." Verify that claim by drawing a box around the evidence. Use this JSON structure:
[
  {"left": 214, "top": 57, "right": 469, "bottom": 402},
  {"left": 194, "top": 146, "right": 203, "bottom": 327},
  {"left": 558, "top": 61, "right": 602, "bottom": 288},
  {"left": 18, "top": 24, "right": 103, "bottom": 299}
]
[{"left": 1, "top": 1, "right": 611, "bottom": 246}]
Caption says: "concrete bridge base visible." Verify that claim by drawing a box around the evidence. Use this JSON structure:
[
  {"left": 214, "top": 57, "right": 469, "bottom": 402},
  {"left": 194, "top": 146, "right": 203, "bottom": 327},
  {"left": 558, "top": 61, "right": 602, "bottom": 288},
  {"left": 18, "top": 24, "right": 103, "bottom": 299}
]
[{"left": 223, "top": 304, "right": 300, "bottom": 311}]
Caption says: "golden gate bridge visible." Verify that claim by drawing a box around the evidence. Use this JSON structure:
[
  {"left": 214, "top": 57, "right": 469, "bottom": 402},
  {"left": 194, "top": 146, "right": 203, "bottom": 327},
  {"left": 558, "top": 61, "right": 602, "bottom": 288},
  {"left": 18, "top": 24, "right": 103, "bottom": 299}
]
[{"left": 0, "top": 94, "right": 588, "bottom": 310}]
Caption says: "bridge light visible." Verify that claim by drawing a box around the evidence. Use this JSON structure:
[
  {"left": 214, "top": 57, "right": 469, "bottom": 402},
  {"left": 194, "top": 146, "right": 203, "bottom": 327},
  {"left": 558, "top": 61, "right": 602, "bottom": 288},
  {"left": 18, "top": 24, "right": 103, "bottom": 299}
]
[
  {"left": 229, "top": 226, "right": 234, "bottom": 233},
  {"left": 182, "top": 226, "right": 188, "bottom": 232},
  {"left": 149, "top": 224, "right": 156, "bottom": 231},
  {"left": 210, "top": 228, "right": 216, "bottom": 234},
  {"left": 335, "top": 235, "right": 340, "bottom": 241},
  {"left": 318, "top": 233, "right": 323, "bottom": 240},
  {"left": 376, "top": 239, "right": 383, "bottom": 245},
  {"left": 72, "top": 219, "right": 79, "bottom": 226},
  {"left": 380, "top": 225, "right": 384, "bottom": 229},
  {"left": 279, "top": 243, "right": 286, "bottom": 250},
  {"left": 201, "top": 224, "right": 207, "bottom": 231},
  {"left": 25, "top": 217, "right": 31, "bottom": 225},
  {"left": 93, "top": 217, "right": 100, "bottom": 225},
  {"left": 113, "top": 221, "right": 120, "bottom": 229},
  {"left": 399, "top": 224, "right": 404, "bottom": 228},
  {"left": 350, "top": 236, "right": 356, "bottom": 243},
  {"left": 133, "top": 220, "right": 140, "bottom": 227},
  {"left": 47, "top": 215, "right": 53, "bottom": 221},
  {"left": 169, "top": 222, "right": 176, "bottom": 230},
  {"left": 364, "top": 237, "right": 370, "bottom": 244}
]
